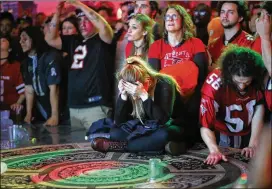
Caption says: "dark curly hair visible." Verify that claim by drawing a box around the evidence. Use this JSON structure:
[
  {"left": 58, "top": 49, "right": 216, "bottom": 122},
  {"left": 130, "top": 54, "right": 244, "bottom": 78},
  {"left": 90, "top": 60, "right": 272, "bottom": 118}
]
[
  {"left": 219, "top": 45, "right": 265, "bottom": 90},
  {"left": 217, "top": 1, "right": 249, "bottom": 22}
]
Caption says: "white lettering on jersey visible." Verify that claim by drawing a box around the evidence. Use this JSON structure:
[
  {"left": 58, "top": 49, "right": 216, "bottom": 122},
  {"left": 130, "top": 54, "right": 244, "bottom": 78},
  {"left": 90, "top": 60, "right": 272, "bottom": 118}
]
[
  {"left": 225, "top": 100, "right": 256, "bottom": 133},
  {"left": 206, "top": 73, "right": 222, "bottom": 90},
  {"left": 200, "top": 104, "right": 207, "bottom": 116},
  {"left": 71, "top": 45, "right": 87, "bottom": 69}
]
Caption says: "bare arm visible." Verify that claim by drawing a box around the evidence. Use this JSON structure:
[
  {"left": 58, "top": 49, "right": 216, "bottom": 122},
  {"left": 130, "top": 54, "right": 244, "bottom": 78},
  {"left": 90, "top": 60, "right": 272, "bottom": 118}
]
[
  {"left": 241, "top": 104, "right": 265, "bottom": 158},
  {"left": 45, "top": 2, "right": 64, "bottom": 50},
  {"left": 256, "top": 10, "right": 271, "bottom": 76},
  {"left": 248, "top": 104, "right": 265, "bottom": 148},
  {"left": 68, "top": 0, "right": 113, "bottom": 44},
  {"left": 44, "top": 85, "right": 59, "bottom": 126},
  {"left": 16, "top": 94, "right": 25, "bottom": 105},
  {"left": 201, "top": 127, "right": 220, "bottom": 153},
  {"left": 24, "top": 85, "right": 35, "bottom": 123}
]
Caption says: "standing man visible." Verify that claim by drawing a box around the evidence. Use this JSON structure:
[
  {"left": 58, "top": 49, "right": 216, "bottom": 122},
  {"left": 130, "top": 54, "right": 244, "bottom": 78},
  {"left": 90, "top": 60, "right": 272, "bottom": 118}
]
[
  {"left": 134, "top": 0, "right": 162, "bottom": 40},
  {"left": 208, "top": 1, "right": 260, "bottom": 65},
  {"left": 200, "top": 46, "right": 265, "bottom": 165},
  {"left": 45, "top": 0, "right": 114, "bottom": 129}
]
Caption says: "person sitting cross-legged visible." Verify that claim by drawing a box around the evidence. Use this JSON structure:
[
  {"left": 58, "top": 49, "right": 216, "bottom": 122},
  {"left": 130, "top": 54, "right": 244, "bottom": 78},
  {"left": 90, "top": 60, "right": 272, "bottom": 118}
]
[{"left": 91, "top": 56, "right": 190, "bottom": 154}]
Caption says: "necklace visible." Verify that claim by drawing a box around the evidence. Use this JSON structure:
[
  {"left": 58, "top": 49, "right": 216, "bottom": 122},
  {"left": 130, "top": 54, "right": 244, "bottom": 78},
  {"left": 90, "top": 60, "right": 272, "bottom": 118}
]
[{"left": 134, "top": 42, "right": 145, "bottom": 56}]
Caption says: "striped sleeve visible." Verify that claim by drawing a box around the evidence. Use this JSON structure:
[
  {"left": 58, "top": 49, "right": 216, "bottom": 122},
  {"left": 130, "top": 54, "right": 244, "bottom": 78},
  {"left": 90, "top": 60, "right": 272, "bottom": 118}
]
[{"left": 16, "top": 83, "right": 25, "bottom": 94}]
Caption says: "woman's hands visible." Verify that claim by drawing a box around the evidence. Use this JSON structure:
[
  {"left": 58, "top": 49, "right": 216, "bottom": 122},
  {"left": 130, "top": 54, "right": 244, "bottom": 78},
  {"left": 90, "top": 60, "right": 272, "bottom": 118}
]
[{"left": 118, "top": 79, "right": 148, "bottom": 101}]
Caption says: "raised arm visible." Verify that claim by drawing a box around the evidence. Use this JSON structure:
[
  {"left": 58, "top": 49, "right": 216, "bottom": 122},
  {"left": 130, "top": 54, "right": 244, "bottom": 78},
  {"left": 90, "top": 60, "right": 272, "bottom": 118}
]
[
  {"left": 67, "top": 0, "right": 113, "bottom": 44},
  {"left": 255, "top": 10, "right": 271, "bottom": 76},
  {"left": 45, "top": 2, "right": 64, "bottom": 50}
]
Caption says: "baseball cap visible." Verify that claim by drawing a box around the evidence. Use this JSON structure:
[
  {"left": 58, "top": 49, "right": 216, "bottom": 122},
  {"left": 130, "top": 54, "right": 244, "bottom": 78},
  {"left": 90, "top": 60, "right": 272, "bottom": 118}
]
[{"left": 207, "top": 17, "right": 224, "bottom": 44}]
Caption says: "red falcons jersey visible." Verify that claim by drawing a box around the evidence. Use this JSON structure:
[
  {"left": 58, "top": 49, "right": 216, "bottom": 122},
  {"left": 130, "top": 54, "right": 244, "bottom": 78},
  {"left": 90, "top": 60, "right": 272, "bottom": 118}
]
[
  {"left": 0, "top": 62, "right": 25, "bottom": 106},
  {"left": 265, "top": 77, "right": 272, "bottom": 111},
  {"left": 148, "top": 37, "right": 206, "bottom": 68},
  {"left": 208, "top": 30, "right": 258, "bottom": 63},
  {"left": 200, "top": 69, "right": 263, "bottom": 136},
  {"left": 125, "top": 42, "right": 133, "bottom": 58}
]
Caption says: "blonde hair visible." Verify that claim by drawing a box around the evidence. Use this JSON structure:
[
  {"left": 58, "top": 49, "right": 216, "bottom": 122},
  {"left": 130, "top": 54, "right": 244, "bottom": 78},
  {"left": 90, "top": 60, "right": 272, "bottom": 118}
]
[
  {"left": 117, "top": 56, "right": 180, "bottom": 122},
  {"left": 129, "top": 14, "right": 154, "bottom": 60}
]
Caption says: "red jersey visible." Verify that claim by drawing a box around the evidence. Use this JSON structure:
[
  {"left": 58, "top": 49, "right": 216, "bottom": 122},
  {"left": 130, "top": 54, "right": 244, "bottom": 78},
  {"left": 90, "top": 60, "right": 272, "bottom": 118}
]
[
  {"left": 265, "top": 77, "right": 272, "bottom": 111},
  {"left": 148, "top": 37, "right": 206, "bottom": 68},
  {"left": 200, "top": 69, "right": 263, "bottom": 136},
  {"left": 125, "top": 42, "right": 133, "bottom": 58},
  {"left": 208, "top": 30, "right": 257, "bottom": 63},
  {"left": 251, "top": 36, "right": 272, "bottom": 56},
  {"left": 0, "top": 62, "right": 25, "bottom": 107}
]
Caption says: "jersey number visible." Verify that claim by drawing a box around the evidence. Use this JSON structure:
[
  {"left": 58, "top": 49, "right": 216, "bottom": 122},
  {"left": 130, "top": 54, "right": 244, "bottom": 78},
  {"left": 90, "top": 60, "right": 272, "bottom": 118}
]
[
  {"left": 206, "top": 73, "right": 221, "bottom": 90},
  {"left": 225, "top": 100, "right": 256, "bottom": 133},
  {"left": 71, "top": 45, "right": 87, "bottom": 69}
]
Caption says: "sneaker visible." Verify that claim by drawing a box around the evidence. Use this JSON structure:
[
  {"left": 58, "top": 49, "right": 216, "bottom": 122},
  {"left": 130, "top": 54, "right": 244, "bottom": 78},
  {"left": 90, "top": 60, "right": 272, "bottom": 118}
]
[
  {"left": 91, "top": 138, "right": 127, "bottom": 152},
  {"left": 165, "top": 141, "right": 187, "bottom": 155}
]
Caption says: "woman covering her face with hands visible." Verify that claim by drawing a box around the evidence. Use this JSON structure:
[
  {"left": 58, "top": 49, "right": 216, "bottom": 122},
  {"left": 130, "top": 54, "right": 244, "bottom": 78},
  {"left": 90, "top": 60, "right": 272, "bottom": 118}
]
[{"left": 91, "top": 56, "right": 185, "bottom": 153}]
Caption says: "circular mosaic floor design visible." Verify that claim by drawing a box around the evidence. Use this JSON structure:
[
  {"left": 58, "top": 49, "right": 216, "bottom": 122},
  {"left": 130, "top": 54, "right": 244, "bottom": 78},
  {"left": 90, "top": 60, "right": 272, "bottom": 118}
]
[{"left": 0, "top": 143, "right": 250, "bottom": 188}]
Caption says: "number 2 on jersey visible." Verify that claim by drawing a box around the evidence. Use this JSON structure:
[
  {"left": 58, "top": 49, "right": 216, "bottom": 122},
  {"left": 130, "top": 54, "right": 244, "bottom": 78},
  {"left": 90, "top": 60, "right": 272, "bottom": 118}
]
[
  {"left": 206, "top": 73, "right": 221, "bottom": 90},
  {"left": 71, "top": 45, "right": 87, "bottom": 69}
]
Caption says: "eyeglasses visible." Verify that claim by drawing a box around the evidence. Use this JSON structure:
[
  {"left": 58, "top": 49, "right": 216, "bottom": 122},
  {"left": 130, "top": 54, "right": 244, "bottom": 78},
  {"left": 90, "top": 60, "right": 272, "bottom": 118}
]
[
  {"left": 164, "top": 14, "right": 180, "bottom": 21},
  {"left": 194, "top": 11, "right": 207, "bottom": 16}
]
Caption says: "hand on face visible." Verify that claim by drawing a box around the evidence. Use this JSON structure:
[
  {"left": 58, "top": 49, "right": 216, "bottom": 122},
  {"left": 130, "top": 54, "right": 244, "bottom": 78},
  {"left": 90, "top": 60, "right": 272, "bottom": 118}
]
[
  {"left": 256, "top": 10, "right": 271, "bottom": 40},
  {"left": 118, "top": 79, "right": 127, "bottom": 96},
  {"left": 204, "top": 151, "right": 228, "bottom": 165},
  {"left": 123, "top": 80, "right": 147, "bottom": 98}
]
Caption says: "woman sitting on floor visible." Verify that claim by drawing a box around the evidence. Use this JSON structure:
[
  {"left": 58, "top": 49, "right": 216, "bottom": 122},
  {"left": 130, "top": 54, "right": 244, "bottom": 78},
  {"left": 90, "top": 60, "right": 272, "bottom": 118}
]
[{"left": 91, "top": 56, "right": 187, "bottom": 154}]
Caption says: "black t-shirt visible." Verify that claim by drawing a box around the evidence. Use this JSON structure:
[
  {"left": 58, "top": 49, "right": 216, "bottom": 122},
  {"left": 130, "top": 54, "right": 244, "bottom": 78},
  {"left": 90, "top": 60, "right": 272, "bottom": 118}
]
[{"left": 61, "top": 34, "right": 114, "bottom": 108}]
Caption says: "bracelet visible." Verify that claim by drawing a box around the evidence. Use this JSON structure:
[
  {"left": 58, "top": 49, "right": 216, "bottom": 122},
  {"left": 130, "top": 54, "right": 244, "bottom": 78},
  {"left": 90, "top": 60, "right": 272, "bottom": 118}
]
[{"left": 49, "top": 23, "right": 57, "bottom": 27}]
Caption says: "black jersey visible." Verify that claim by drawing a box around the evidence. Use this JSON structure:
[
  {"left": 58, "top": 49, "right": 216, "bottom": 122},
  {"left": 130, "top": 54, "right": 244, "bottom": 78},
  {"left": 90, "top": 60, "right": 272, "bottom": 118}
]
[
  {"left": 21, "top": 49, "right": 62, "bottom": 96},
  {"left": 61, "top": 34, "right": 114, "bottom": 108}
]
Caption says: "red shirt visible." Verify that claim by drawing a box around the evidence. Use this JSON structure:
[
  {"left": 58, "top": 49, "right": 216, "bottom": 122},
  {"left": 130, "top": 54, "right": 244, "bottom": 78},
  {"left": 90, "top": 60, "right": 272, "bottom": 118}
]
[
  {"left": 208, "top": 30, "right": 258, "bottom": 63},
  {"left": 125, "top": 42, "right": 133, "bottom": 58},
  {"left": 200, "top": 69, "right": 263, "bottom": 136},
  {"left": 148, "top": 37, "right": 206, "bottom": 68},
  {"left": 265, "top": 77, "right": 272, "bottom": 111},
  {"left": 251, "top": 36, "right": 272, "bottom": 56},
  {"left": 0, "top": 62, "right": 25, "bottom": 107}
]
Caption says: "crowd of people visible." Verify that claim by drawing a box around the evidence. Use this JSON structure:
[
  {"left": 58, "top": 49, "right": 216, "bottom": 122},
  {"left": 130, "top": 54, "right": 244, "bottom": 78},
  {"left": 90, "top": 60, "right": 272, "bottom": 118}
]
[{"left": 0, "top": 0, "right": 271, "bottom": 171}]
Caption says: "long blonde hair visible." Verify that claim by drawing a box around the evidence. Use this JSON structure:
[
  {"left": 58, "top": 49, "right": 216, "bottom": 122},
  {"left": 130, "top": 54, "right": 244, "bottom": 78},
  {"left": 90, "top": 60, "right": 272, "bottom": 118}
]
[
  {"left": 117, "top": 56, "right": 180, "bottom": 122},
  {"left": 129, "top": 14, "right": 154, "bottom": 60}
]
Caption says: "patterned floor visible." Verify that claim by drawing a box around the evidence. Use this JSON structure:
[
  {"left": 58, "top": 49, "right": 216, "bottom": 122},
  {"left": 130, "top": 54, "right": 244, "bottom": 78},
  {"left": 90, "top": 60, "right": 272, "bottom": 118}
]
[{"left": 0, "top": 143, "right": 250, "bottom": 188}]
